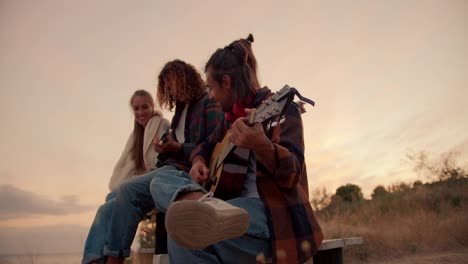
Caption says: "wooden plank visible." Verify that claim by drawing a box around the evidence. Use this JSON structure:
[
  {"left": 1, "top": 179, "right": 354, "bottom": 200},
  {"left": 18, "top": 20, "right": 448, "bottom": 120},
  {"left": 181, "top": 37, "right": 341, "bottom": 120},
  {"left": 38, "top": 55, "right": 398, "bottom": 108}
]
[
  {"left": 151, "top": 237, "right": 363, "bottom": 263},
  {"left": 313, "top": 237, "right": 363, "bottom": 264},
  {"left": 319, "top": 237, "right": 363, "bottom": 251}
]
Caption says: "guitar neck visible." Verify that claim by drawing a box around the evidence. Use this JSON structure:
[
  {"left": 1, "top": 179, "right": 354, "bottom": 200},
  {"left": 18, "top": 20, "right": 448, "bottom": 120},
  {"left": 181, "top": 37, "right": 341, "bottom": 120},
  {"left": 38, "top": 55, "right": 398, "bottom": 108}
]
[{"left": 216, "top": 141, "right": 234, "bottom": 168}]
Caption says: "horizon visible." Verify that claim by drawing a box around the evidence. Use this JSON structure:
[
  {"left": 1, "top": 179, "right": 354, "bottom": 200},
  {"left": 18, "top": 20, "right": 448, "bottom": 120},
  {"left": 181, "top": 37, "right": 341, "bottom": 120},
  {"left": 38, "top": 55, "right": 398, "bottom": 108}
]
[{"left": 1, "top": 0, "right": 467, "bottom": 255}]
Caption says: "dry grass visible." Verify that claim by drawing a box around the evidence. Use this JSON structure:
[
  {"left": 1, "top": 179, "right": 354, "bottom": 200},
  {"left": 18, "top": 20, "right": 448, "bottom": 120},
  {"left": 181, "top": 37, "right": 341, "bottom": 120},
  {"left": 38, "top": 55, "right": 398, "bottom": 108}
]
[
  {"left": 316, "top": 179, "right": 468, "bottom": 262},
  {"left": 374, "top": 248, "right": 468, "bottom": 264}
]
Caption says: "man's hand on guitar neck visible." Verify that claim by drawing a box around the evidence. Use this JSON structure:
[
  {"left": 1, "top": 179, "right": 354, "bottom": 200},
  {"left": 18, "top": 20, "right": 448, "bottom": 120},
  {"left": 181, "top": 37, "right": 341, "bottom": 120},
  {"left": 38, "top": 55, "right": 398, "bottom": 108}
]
[
  {"left": 231, "top": 108, "right": 276, "bottom": 170},
  {"left": 189, "top": 156, "right": 209, "bottom": 184}
]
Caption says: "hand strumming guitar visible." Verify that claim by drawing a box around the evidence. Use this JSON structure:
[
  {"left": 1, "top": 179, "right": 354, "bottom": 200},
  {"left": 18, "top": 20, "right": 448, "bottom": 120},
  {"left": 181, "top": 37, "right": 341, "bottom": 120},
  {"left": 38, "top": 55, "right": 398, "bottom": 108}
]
[
  {"left": 189, "top": 156, "right": 209, "bottom": 184},
  {"left": 230, "top": 108, "right": 276, "bottom": 171}
]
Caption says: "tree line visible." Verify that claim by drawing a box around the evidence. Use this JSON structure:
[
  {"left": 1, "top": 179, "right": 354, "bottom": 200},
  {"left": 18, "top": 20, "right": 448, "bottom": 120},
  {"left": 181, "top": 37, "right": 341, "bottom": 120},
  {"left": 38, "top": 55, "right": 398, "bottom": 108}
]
[{"left": 311, "top": 151, "right": 468, "bottom": 211}]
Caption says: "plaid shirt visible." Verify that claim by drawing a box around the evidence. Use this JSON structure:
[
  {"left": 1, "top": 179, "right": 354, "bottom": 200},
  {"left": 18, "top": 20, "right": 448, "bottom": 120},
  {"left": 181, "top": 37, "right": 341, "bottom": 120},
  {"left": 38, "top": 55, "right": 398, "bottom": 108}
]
[
  {"left": 157, "top": 91, "right": 224, "bottom": 172},
  {"left": 191, "top": 87, "right": 323, "bottom": 264}
]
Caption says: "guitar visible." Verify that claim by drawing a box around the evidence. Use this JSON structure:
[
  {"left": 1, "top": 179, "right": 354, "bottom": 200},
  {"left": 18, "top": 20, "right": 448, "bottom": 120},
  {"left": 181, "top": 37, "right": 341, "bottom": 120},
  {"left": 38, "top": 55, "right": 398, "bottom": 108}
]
[{"left": 203, "top": 85, "right": 314, "bottom": 199}]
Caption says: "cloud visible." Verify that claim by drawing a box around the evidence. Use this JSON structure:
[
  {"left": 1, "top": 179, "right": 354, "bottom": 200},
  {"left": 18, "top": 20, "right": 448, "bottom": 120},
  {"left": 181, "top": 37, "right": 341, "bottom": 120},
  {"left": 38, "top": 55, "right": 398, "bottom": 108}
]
[
  {"left": 0, "top": 224, "right": 88, "bottom": 255},
  {"left": 0, "top": 184, "right": 94, "bottom": 219}
]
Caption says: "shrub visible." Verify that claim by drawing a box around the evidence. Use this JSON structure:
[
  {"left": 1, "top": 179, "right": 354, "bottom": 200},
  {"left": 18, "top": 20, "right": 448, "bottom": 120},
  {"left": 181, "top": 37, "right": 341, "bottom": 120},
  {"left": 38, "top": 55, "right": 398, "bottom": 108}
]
[
  {"left": 336, "top": 184, "right": 363, "bottom": 203},
  {"left": 371, "top": 185, "right": 388, "bottom": 199}
]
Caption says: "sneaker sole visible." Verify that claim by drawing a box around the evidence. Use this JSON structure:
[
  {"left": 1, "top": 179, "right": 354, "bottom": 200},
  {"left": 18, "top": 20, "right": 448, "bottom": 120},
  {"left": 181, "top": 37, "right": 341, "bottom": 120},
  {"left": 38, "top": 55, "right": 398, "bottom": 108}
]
[{"left": 165, "top": 200, "right": 249, "bottom": 249}]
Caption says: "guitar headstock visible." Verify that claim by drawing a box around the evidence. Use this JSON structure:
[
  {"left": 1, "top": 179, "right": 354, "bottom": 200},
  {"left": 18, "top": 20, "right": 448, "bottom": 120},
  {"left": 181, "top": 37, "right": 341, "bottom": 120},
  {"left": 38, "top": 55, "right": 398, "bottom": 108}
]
[{"left": 248, "top": 85, "right": 294, "bottom": 125}]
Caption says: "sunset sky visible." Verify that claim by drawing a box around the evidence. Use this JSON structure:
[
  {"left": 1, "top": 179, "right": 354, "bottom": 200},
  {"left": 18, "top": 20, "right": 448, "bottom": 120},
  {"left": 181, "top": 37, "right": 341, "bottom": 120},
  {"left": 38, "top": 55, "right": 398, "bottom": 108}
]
[{"left": 1, "top": 0, "right": 467, "bottom": 255}]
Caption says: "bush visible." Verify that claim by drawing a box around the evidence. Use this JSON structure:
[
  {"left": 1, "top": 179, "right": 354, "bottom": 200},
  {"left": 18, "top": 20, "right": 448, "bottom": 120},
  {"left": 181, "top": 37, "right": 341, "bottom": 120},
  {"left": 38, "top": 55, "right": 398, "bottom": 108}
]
[
  {"left": 371, "top": 185, "right": 388, "bottom": 199},
  {"left": 336, "top": 184, "right": 363, "bottom": 203}
]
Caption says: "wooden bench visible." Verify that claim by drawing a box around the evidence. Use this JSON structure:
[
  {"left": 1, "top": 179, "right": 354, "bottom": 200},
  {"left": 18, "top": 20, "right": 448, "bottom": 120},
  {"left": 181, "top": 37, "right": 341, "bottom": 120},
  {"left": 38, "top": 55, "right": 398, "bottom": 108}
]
[
  {"left": 313, "top": 237, "right": 363, "bottom": 264},
  {"left": 146, "top": 237, "right": 363, "bottom": 264}
]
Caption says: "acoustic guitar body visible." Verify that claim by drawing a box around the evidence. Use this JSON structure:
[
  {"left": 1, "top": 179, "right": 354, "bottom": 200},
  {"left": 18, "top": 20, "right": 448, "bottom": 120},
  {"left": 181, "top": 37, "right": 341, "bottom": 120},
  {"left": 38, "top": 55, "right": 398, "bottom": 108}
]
[
  {"left": 204, "top": 131, "right": 230, "bottom": 193},
  {"left": 202, "top": 85, "right": 312, "bottom": 200}
]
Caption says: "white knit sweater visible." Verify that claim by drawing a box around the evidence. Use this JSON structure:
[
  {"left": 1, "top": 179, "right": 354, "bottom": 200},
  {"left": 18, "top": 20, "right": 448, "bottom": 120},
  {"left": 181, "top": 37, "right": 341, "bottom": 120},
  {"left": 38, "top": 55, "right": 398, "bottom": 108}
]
[{"left": 108, "top": 113, "right": 170, "bottom": 191}]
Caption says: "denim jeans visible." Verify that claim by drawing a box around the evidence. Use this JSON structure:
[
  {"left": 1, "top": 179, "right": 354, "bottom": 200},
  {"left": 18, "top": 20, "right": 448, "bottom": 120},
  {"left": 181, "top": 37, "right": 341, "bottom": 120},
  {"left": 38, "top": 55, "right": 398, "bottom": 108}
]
[
  {"left": 81, "top": 165, "right": 175, "bottom": 264},
  {"left": 104, "top": 191, "right": 117, "bottom": 202},
  {"left": 150, "top": 169, "right": 272, "bottom": 263}
]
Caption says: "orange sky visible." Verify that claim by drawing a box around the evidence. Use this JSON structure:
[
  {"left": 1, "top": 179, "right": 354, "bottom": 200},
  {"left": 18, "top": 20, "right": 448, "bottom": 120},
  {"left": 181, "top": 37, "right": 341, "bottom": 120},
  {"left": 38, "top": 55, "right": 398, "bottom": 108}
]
[{"left": 1, "top": 0, "right": 467, "bottom": 254}]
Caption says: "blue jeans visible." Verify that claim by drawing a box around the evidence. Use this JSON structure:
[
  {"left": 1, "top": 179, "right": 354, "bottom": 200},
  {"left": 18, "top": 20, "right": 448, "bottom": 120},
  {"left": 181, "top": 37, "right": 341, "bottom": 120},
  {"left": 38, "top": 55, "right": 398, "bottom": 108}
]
[
  {"left": 104, "top": 191, "right": 117, "bottom": 202},
  {"left": 81, "top": 165, "right": 175, "bottom": 264},
  {"left": 150, "top": 169, "right": 272, "bottom": 263}
]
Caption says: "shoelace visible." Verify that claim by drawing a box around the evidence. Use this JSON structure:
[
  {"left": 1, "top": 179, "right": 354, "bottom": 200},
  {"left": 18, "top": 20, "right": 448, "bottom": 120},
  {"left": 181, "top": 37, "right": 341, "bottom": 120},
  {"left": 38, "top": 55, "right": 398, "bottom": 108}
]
[{"left": 197, "top": 192, "right": 214, "bottom": 202}]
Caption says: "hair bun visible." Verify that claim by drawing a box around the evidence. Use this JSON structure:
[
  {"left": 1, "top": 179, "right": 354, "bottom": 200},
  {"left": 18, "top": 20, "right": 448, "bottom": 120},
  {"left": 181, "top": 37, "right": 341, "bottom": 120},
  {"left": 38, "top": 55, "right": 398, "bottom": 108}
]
[{"left": 246, "top": 33, "right": 254, "bottom": 43}]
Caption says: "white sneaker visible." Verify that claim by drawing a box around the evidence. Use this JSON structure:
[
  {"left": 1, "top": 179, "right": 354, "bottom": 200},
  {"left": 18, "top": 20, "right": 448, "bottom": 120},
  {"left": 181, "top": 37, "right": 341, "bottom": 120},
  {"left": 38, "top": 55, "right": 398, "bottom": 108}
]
[{"left": 165, "top": 192, "right": 249, "bottom": 249}]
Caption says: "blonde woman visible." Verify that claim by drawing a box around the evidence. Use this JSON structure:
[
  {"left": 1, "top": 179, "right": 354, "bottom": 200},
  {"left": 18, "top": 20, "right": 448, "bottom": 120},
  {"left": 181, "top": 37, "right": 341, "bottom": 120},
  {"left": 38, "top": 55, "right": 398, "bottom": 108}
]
[
  {"left": 82, "top": 89, "right": 168, "bottom": 264},
  {"left": 107, "top": 90, "right": 170, "bottom": 200}
]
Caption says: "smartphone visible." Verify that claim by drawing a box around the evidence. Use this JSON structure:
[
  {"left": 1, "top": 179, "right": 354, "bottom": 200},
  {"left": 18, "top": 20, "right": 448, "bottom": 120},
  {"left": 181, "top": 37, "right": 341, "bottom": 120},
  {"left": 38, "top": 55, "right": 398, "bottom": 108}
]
[{"left": 159, "top": 128, "right": 173, "bottom": 144}]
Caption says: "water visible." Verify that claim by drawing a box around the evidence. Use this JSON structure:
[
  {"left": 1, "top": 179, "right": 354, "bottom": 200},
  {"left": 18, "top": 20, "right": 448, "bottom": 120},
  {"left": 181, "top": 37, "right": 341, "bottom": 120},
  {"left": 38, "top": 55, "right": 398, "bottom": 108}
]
[{"left": 0, "top": 253, "right": 82, "bottom": 264}]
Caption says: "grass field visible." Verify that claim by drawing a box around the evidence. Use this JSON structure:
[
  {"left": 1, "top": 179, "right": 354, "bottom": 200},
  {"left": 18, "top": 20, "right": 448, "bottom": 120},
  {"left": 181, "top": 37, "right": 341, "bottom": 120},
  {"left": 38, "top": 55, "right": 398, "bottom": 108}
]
[{"left": 315, "top": 176, "right": 468, "bottom": 263}]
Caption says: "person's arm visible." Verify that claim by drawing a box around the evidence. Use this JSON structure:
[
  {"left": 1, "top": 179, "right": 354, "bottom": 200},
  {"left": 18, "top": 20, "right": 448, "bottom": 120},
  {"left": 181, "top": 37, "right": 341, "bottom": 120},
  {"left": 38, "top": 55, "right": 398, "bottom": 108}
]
[
  {"left": 204, "top": 99, "right": 225, "bottom": 141},
  {"left": 189, "top": 119, "right": 229, "bottom": 182},
  {"left": 180, "top": 98, "right": 224, "bottom": 161},
  {"left": 188, "top": 97, "right": 224, "bottom": 160},
  {"left": 230, "top": 104, "right": 304, "bottom": 189},
  {"left": 147, "top": 118, "right": 171, "bottom": 169},
  {"left": 109, "top": 132, "right": 136, "bottom": 191},
  {"left": 153, "top": 135, "right": 181, "bottom": 154},
  {"left": 190, "top": 118, "right": 226, "bottom": 163},
  {"left": 266, "top": 105, "right": 305, "bottom": 189}
]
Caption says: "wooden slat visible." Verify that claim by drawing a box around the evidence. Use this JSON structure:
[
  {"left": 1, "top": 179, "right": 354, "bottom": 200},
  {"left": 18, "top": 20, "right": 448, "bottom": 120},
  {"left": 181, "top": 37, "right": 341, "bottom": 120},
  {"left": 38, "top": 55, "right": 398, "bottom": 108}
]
[
  {"left": 319, "top": 237, "right": 363, "bottom": 251},
  {"left": 152, "top": 237, "right": 364, "bottom": 264}
]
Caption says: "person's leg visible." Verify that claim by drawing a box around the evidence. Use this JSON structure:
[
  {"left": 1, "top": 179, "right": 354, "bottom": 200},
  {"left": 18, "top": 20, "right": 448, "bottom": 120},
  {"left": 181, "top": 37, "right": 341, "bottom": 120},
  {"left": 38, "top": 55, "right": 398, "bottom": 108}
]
[
  {"left": 167, "top": 235, "right": 270, "bottom": 264},
  {"left": 149, "top": 169, "right": 207, "bottom": 213},
  {"left": 101, "top": 165, "right": 175, "bottom": 260},
  {"left": 105, "top": 191, "right": 117, "bottom": 202},
  {"left": 150, "top": 169, "right": 206, "bottom": 256},
  {"left": 82, "top": 199, "right": 116, "bottom": 264},
  {"left": 167, "top": 236, "right": 220, "bottom": 264},
  {"left": 167, "top": 197, "right": 271, "bottom": 264}
]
